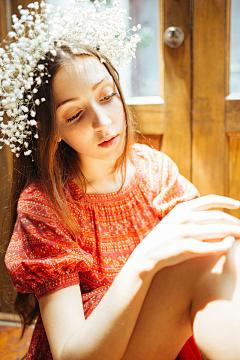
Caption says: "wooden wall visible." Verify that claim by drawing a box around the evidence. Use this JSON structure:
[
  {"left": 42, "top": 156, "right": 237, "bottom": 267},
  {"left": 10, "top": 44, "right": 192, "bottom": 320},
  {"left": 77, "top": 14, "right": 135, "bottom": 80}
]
[
  {"left": 0, "top": 0, "right": 35, "bottom": 313},
  {"left": 0, "top": 0, "right": 13, "bottom": 313}
]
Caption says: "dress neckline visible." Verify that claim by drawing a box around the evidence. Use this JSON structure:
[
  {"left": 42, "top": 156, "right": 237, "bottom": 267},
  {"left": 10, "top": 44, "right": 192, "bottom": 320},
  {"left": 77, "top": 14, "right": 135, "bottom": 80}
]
[{"left": 67, "top": 150, "right": 141, "bottom": 201}]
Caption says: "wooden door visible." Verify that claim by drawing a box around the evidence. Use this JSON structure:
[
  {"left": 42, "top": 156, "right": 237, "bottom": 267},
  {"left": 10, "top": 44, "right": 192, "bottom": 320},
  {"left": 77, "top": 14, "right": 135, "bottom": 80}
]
[
  {"left": 0, "top": 0, "right": 239, "bottom": 315},
  {"left": 159, "top": 0, "right": 240, "bottom": 222},
  {"left": 0, "top": 0, "right": 13, "bottom": 315},
  {"left": 191, "top": 0, "right": 240, "bottom": 220}
]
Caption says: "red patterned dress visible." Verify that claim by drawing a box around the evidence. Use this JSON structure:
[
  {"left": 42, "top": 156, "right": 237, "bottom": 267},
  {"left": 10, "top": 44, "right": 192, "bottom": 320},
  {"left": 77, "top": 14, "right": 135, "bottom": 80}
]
[{"left": 5, "top": 144, "right": 202, "bottom": 360}]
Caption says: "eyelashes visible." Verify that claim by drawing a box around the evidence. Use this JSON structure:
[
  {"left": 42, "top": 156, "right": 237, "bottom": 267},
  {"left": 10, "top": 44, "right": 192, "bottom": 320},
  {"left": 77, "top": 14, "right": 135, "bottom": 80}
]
[
  {"left": 100, "top": 92, "right": 117, "bottom": 102},
  {"left": 66, "top": 110, "right": 83, "bottom": 123},
  {"left": 66, "top": 92, "right": 117, "bottom": 123}
]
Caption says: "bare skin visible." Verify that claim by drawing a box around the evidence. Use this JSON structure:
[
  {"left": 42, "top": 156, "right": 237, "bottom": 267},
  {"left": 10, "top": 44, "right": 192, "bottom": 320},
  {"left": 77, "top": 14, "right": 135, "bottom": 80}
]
[
  {"left": 122, "top": 241, "right": 240, "bottom": 360},
  {"left": 192, "top": 240, "right": 240, "bottom": 360}
]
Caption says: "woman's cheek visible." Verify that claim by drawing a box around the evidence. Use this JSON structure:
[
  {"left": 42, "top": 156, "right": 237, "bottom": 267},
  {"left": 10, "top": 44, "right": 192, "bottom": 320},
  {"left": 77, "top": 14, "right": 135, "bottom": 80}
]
[
  {"left": 108, "top": 101, "right": 124, "bottom": 120},
  {"left": 60, "top": 126, "right": 84, "bottom": 147}
]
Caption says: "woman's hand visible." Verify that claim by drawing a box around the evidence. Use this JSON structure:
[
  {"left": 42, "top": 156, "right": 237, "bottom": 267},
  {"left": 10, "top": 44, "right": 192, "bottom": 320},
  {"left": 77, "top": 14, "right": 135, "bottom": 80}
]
[{"left": 135, "top": 195, "right": 240, "bottom": 273}]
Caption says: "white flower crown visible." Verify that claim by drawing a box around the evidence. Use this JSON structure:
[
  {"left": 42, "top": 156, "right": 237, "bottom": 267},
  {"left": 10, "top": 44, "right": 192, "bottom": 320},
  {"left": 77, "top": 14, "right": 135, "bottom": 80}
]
[{"left": 0, "top": 0, "right": 141, "bottom": 157}]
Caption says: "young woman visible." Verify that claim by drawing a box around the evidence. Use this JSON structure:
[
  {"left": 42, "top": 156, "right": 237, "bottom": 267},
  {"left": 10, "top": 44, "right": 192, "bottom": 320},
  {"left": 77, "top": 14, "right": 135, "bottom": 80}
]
[
  {"left": 4, "top": 42, "right": 240, "bottom": 360},
  {"left": 2, "top": 1, "right": 240, "bottom": 357}
]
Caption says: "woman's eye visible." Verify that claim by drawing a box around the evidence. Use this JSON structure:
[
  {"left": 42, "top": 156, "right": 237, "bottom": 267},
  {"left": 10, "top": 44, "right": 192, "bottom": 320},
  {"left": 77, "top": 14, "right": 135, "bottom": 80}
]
[
  {"left": 101, "top": 92, "right": 117, "bottom": 102},
  {"left": 66, "top": 111, "right": 82, "bottom": 123}
]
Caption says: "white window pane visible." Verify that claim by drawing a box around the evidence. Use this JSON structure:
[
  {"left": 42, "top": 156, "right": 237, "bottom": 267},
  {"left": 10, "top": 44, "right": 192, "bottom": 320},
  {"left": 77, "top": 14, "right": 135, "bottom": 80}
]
[
  {"left": 128, "top": 0, "right": 159, "bottom": 97},
  {"left": 109, "top": 0, "right": 159, "bottom": 97},
  {"left": 230, "top": 0, "right": 240, "bottom": 93},
  {"left": 46, "top": 0, "right": 160, "bottom": 97}
]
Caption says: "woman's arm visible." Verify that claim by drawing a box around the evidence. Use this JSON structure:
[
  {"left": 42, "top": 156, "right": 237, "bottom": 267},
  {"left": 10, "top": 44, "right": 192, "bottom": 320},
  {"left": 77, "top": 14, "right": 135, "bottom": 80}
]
[
  {"left": 40, "top": 256, "right": 153, "bottom": 360},
  {"left": 192, "top": 239, "right": 240, "bottom": 360},
  {"left": 39, "top": 195, "right": 240, "bottom": 360}
]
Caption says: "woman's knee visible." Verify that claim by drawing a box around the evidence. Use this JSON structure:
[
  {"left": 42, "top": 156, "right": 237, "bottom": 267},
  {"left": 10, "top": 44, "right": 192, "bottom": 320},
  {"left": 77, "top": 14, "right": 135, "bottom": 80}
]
[{"left": 192, "top": 240, "right": 240, "bottom": 360}]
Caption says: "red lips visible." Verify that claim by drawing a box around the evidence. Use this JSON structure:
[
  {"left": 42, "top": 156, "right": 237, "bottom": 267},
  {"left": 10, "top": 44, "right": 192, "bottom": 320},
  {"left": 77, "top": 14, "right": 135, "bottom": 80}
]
[{"left": 98, "top": 135, "right": 119, "bottom": 148}]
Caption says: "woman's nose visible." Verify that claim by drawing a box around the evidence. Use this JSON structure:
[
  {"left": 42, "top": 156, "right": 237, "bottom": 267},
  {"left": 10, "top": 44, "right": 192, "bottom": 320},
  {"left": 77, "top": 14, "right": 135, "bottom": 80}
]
[{"left": 91, "top": 105, "right": 112, "bottom": 131}]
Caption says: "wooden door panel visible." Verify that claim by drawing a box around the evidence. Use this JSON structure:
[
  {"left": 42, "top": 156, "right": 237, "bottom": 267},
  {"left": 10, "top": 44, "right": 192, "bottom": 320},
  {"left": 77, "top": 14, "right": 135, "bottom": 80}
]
[
  {"left": 162, "top": 0, "right": 192, "bottom": 181},
  {"left": 226, "top": 98, "right": 240, "bottom": 133},
  {"left": 228, "top": 136, "right": 240, "bottom": 218},
  {"left": 0, "top": 0, "right": 7, "bottom": 40},
  {"left": 192, "top": 0, "right": 226, "bottom": 196}
]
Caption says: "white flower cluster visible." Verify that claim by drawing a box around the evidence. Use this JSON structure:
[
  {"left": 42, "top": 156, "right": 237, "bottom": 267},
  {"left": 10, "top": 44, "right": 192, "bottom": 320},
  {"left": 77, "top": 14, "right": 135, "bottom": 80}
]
[{"left": 0, "top": 0, "right": 141, "bottom": 157}]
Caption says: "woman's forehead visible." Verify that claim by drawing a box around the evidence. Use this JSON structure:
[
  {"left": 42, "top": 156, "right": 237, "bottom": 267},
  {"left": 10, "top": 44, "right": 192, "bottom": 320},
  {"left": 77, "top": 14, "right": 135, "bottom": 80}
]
[{"left": 53, "top": 56, "right": 111, "bottom": 90}]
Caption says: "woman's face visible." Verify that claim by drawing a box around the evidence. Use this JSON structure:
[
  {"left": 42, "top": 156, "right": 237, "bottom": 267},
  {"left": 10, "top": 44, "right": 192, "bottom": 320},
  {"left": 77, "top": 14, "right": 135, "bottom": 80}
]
[{"left": 53, "top": 56, "right": 125, "bottom": 164}]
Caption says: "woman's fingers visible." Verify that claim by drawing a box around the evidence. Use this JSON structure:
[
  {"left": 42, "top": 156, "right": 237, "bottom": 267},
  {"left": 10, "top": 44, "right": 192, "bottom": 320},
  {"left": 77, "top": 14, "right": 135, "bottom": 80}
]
[
  {"left": 186, "top": 195, "right": 240, "bottom": 211},
  {"left": 160, "top": 237, "right": 235, "bottom": 268},
  {"left": 183, "top": 223, "right": 240, "bottom": 241},
  {"left": 190, "top": 211, "right": 240, "bottom": 226},
  {"left": 180, "top": 236, "right": 235, "bottom": 255}
]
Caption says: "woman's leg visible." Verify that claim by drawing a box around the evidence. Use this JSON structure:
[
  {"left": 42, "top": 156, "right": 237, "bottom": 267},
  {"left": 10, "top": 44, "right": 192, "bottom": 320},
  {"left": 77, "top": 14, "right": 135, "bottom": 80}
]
[
  {"left": 122, "top": 243, "right": 239, "bottom": 360},
  {"left": 192, "top": 240, "right": 240, "bottom": 360}
]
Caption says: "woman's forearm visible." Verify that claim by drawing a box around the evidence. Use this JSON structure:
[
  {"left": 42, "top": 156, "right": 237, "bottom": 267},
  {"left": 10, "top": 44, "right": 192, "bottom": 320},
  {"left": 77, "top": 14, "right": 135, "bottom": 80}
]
[
  {"left": 60, "top": 249, "right": 155, "bottom": 360},
  {"left": 41, "top": 228, "right": 163, "bottom": 360}
]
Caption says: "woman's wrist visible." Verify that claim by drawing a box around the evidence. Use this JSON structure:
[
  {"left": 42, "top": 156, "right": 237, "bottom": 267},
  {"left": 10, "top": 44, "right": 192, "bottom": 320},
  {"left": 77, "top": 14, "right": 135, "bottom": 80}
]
[{"left": 128, "top": 239, "right": 160, "bottom": 280}]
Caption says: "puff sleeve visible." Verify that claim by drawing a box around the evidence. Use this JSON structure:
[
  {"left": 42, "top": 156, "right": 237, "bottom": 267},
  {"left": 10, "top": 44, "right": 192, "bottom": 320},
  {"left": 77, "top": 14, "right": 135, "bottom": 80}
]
[
  {"left": 133, "top": 144, "right": 200, "bottom": 218},
  {"left": 5, "top": 184, "right": 93, "bottom": 300},
  {"left": 152, "top": 150, "right": 200, "bottom": 217}
]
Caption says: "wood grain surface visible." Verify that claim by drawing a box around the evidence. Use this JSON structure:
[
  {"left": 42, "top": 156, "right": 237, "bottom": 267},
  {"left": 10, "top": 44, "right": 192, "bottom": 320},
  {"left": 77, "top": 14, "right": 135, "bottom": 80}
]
[
  {"left": 0, "top": 321, "right": 34, "bottom": 360},
  {"left": 192, "top": 0, "right": 226, "bottom": 196},
  {"left": 226, "top": 99, "right": 240, "bottom": 133},
  {"left": 227, "top": 136, "right": 240, "bottom": 219},
  {"left": 161, "top": 0, "right": 192, "bottom": 181}
]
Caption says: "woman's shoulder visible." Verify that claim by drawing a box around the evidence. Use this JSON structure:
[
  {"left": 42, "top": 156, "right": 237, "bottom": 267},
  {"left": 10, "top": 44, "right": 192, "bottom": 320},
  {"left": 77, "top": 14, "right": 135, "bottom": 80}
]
[
  {"left": 20, "top": 181, "right": 45, "bottom": 197},
  {"left": 133, "top": 142, "right": 165, "bottom": 159},
  {"left": 132, "top": 143, "right": 199, "bottom": 213},
  {"left": 132, "top": 143, "right": 178, "bottom": 177},
  {"left": 133, "top": 143, "right": 175, "bottom": 163},
  {"left": 17, "top": 181, "right": 55, "bottom": 215}
]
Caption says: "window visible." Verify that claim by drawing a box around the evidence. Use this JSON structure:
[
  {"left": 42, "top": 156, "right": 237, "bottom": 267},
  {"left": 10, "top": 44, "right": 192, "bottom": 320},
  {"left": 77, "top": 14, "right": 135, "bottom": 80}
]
[
  {"left": 230, "top": 0, "right": 240, "bottom": 94},
  {"left": 46, "top": 0, "right": 160, "bottom": 98}
]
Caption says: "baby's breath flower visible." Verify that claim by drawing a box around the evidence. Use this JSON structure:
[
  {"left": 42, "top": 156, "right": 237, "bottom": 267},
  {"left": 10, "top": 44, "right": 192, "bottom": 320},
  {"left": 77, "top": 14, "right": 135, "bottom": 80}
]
[{"left": 0, "top": 0, "right": 141, "bottom": 157}]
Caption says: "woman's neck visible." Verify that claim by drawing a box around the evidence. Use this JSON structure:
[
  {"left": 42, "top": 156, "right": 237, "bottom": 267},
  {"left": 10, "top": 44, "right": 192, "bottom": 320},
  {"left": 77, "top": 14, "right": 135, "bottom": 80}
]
[{"left": 75, "top": 157, "right": 135, "bottom": 194}]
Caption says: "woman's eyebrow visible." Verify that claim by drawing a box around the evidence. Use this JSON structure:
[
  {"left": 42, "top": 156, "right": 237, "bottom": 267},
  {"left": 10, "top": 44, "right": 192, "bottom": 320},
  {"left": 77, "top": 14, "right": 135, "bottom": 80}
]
[
  {"left": 92, "top": 76, "right": 113, "bottom": 91},
  {"left": 56, "top": 76, "right": 113, "bottom": 110},
  {"left": 56, "top": 97, "right": 79, "bottom": 110}
]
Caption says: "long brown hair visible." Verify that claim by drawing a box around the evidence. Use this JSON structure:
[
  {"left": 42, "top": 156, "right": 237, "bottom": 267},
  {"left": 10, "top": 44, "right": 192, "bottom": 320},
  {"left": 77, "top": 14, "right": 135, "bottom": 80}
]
[{"left": 8, "top": 43, "right": 137, "bottom": 334}]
